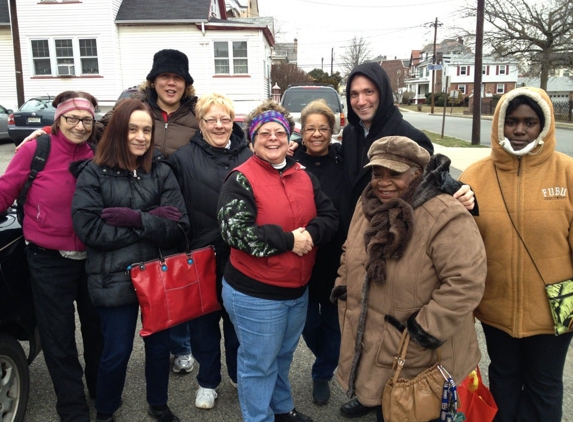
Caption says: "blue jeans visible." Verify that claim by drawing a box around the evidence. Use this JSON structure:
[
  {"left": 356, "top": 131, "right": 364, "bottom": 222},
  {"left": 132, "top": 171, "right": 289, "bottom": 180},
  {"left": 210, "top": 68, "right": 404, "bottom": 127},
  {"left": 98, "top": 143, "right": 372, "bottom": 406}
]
[
  {"left": 482, "top": 323, "right": 573, "bottom": 422},
  {"left": 302, "top": 298, "right": 340, "bottom": 382},
  {"left": 95, "top": 303, "right": 171, "bottom": 414},
  {"left": 169, "top": 322, "right": 191, "bottom": 356},
  {"left": 222, "top": 279, "right": 308, "bottom": 422},
  {"left": 189, "top": 308, "right": 239, "bottom": 388},
  {"left": 27, "top": 245, "right": 103, "bottom": 422}
]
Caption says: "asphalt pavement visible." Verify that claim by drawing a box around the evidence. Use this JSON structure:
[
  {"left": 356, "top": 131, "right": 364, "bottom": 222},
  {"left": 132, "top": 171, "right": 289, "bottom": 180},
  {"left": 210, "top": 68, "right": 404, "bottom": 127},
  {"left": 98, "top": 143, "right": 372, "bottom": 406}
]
[{"left": 0, "top": 139, "right": 571, "bottom": 422}]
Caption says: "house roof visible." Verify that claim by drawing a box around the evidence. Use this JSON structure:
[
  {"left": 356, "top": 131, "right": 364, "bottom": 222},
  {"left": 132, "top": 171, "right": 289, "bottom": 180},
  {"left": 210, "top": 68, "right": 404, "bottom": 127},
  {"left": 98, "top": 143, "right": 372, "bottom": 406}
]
[
  {"left": 518, "top": 76, "right": 573, "bottom": 92},
  {"left": 116, "top": 0, "right": 211, "bottom": 23},
  {"left": 0, "top": 0, "right": 10, "bottom": 26}
]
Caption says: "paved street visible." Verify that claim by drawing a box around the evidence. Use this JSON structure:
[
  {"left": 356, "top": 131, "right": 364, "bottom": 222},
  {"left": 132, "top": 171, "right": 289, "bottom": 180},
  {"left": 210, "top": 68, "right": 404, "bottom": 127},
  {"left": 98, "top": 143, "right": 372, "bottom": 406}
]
[{"left": 0, "top": 139, "right": 571, "bottom": 422}]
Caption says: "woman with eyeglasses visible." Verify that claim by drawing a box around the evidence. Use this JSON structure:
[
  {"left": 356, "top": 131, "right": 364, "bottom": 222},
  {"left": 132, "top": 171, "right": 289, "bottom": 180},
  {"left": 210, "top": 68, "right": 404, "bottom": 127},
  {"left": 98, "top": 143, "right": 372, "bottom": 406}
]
[
  {"left": 292, "top": 99, "right": 347, "bottom": 406},
  {"left": 0, "top": 91, "right": 104, "bottom": 422},
  {"left": 168, "top": 93, "right": 251, "bottom": 409},
  {"left": 217, "top": 100, "right": 339, "bottom": 422}
]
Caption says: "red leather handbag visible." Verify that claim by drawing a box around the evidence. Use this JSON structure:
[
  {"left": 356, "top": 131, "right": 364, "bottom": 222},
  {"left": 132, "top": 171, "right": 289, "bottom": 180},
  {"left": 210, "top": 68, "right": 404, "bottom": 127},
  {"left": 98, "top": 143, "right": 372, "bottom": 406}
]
[{"left": 129, "top": 245, "right": 221, "bottom": 337}]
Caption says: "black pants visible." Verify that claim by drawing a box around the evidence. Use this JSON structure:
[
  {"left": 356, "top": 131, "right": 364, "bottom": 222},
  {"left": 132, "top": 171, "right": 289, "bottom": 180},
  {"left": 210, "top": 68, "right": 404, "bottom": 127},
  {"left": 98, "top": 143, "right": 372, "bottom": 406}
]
[
  {"left": 189, "top": 307, "right": 239, "bottom": 388},
  {"left": 482, "top": 322, "right": 573, "bottom": 422},
  {"left": 27, "top": 244, "right": 104, "bottom": 422}
]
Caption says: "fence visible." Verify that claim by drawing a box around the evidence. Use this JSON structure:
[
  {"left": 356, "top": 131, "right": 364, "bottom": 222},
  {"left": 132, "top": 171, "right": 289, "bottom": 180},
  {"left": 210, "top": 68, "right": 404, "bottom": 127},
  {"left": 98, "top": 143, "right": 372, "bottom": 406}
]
[{"left": 552, "top": 100, "right": 573, "bottom": 122}]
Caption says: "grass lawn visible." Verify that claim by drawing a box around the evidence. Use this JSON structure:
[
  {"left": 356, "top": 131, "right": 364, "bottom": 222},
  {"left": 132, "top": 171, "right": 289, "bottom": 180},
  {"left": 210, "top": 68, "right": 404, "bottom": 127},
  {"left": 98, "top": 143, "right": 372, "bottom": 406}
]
[{"left": 422, "top": 130, "right": 489, "bottom": 148}]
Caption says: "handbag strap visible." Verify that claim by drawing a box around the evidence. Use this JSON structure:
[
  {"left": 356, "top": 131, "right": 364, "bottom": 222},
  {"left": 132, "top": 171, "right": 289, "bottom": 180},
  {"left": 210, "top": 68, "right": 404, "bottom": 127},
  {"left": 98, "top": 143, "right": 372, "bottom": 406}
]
[
  {"left": 390, "top": 330, "right": 442, "bottom": 384},
  {"left": 158, "top": 224, "right": 190, "bottom": 261},
  {"left": 494, "top": 167, "right": 547, "bottom": 286}
]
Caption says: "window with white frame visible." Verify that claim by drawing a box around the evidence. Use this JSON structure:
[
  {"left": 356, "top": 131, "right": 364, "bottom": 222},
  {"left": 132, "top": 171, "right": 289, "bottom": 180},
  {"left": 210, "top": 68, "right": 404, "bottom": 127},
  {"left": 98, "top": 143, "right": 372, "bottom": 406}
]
[
  {"left": 459, "top": 66, "right": 469, "bottom": 75},
  {"left": 496, "top": 84, "right": 505, "bottom": 94},
  {"left": 498, "top": 65, "right": 507, "bottom": 75},
  {"left": 214, "top": 41, "right": 248, "bottom": 75},
  {"left": 458, "top": 84, "right": 466, "bottom": 94},
  {"left": 30, "top": 38, "right": 99, "bottom": 76},
  {"left": 482, "top": 65, "right": 488, "bottom": 74}
]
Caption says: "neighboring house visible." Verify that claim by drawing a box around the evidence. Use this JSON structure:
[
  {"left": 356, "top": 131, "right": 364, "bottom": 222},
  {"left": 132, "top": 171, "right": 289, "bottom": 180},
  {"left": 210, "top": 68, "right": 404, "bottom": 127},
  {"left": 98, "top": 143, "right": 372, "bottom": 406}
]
[
  {"left": 225, "top": 0, "right": 259, "bottom": 18},
  {"left": 518, "top": 76, "right": 573, "bottom": 120},
  {"left": 405, "top": 38, "right": 517, "bottom": 104},
  {"left": 272, "top": 39, "right": 298, "bottom": 65},
  {"left": 380, "top": 59, "right": 408, "bottom": 103},
  {"left": 0, "top": 0, "right": 274, "bottom": 114}
]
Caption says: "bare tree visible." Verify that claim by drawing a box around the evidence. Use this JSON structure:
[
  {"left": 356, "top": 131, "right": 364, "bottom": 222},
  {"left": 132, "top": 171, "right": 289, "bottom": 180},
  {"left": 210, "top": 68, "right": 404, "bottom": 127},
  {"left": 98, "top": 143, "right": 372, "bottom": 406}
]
[
  {"left": 460, "top": 0, "right": 573, "bottom": 90},
  {"left": 340, "top": 36, "right": 372, "bottom": 77},
  {"left": 271, "top": 63, "right": 313, "bottom": 92}
]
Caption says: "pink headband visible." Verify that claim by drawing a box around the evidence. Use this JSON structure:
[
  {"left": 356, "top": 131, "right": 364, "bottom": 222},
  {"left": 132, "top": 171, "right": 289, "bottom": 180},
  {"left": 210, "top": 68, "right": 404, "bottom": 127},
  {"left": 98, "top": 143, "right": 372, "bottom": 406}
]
[
  {"left": 54, "top": 97, "right": 96, "bottom": 121},
  {"left": 248, "top": 110, "right": 291, "bottom": 142}
]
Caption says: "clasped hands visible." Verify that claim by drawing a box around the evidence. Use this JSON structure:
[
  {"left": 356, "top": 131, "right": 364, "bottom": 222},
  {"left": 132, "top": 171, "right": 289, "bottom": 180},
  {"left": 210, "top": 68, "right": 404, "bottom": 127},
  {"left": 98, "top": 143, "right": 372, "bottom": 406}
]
[
  {"left": 291, "top": 227, "right": 314, "bottom": 256},
  {"left": 101, "top": 206, "right": 181, "bottom": 227}
]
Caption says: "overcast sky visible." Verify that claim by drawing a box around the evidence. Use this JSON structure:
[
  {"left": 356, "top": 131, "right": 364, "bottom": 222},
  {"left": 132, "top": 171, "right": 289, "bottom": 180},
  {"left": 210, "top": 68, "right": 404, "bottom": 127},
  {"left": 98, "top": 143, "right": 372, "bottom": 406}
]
[{"left": 257, "top": 0, "right": 473, "bottom": 73}]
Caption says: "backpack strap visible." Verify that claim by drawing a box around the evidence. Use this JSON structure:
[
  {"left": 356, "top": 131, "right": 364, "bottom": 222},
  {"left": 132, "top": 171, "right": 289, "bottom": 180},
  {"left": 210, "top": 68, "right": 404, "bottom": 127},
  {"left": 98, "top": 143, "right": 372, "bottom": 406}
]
[{"left": 16, "top": 135, "right": 51, "bottom": 225}]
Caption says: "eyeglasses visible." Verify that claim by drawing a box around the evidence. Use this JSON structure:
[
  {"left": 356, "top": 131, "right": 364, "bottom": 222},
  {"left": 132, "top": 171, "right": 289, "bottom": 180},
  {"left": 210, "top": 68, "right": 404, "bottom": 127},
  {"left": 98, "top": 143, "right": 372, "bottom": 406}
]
[
  {"left": 61, "top": 115, "right": 94, "bottom": 126},
  {"left": 255, "top": 130, "right": 288, "bottom": 140},
  {"left": 202, "top": 117, "right": 233, "bottom": 125},
  {"left": 302, "top": 126, "right": 332, "bottom": 135}
]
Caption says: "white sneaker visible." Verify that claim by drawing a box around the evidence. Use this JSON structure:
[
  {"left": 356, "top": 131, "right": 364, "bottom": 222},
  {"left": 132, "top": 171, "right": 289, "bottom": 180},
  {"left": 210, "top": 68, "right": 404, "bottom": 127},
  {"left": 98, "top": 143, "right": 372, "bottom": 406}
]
[
  {"left": 172, "top": 354, "right": 195, "bottom": 373},
  {"left": 195, "top": 387, "right": 217, "bottom": 409}
]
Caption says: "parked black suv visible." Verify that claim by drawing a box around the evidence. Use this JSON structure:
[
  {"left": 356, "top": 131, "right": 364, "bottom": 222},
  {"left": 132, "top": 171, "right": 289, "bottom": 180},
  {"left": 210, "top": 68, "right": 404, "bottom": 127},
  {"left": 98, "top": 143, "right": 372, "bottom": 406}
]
[{"left": 0, "top": 207, "right": 41, "bottom": 422}]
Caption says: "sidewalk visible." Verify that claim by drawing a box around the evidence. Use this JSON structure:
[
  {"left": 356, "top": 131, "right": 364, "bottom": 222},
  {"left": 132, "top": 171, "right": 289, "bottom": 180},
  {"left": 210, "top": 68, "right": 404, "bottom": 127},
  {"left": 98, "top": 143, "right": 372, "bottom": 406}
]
[{"left": 432, "top": 143, "right": 491, "bottom": 172}]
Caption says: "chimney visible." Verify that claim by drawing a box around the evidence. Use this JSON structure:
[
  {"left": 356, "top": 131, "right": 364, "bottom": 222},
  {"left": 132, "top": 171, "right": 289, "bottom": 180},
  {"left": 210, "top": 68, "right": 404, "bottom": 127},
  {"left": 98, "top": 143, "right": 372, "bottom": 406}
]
[{"left": 457, "top": 37, "right": 463, "bottom": 45}]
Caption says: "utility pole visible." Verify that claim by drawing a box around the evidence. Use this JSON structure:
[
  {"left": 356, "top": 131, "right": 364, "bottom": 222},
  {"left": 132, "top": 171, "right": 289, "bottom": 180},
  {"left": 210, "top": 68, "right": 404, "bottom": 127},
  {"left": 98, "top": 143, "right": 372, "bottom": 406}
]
[
  {"left": 8, "top": 0, "right": 25, "bottom": 107},
  {"left": 472, "top": 0, "right": 485, "bottom": 145},
  {"left": 331, "top": 48, "right": 334, "bottom": 75},
  {"left": 321, "top": 57, "right": 324, "bottom": 72},
  {"left": 426, "top": 17, "right": 443, "bottom": 115}
]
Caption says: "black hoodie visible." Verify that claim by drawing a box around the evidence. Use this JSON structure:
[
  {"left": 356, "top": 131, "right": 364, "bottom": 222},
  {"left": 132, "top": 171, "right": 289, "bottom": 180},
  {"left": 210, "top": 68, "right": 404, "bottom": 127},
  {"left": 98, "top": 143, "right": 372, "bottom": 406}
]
[{"left": 341, "top": 62, "right": 434, "bottom": 224}]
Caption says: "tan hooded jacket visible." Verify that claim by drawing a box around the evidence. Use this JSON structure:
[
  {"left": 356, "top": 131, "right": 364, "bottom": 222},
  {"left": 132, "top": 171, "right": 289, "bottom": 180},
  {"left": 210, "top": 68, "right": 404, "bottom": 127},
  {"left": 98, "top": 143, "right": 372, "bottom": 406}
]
[
  {"left": 335, "top": 157, "right": 487, "bottom": 407},
  {"left": 460, "top": 87, "right": 573, "bottom": 337}
]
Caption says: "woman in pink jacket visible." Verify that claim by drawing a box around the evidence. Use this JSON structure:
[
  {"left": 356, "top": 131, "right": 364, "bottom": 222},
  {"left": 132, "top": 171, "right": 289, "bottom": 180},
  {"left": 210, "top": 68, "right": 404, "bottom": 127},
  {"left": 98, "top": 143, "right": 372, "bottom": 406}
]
[{"left": 0, "top": 91, "right": 103, "bottom": 422}]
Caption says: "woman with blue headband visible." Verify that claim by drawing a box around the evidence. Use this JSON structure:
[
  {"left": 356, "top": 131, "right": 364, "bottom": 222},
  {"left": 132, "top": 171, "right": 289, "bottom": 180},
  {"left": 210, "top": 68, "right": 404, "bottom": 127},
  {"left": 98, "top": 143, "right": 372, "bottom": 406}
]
[{"left": 217, "top": 100, "right": 339, "bottom": 422}]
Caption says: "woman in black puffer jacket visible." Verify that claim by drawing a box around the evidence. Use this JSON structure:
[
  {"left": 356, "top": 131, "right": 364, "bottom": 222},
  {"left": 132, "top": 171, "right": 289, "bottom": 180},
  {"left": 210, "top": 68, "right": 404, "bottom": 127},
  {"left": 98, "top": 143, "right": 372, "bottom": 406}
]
[
  {"left": 72, "top": 99, "right": 189, "bottom": 422},
  {"left": 169, "top": 92, "right": 252, "bottom": 408}
]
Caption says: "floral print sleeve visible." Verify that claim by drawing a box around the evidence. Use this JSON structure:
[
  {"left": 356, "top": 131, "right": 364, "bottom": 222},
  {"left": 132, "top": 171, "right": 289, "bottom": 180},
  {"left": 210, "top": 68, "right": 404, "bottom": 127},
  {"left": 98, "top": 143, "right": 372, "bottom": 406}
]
[{"left": 217, "top": 172, "right": 293, "bottom": 257}]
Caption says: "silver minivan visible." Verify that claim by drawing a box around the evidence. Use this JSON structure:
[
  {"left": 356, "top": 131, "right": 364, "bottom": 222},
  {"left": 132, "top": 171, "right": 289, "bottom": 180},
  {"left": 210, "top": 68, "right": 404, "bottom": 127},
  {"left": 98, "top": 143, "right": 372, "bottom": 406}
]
[{"left": 280, "top": 84, "right": 345, "bottom": 140}]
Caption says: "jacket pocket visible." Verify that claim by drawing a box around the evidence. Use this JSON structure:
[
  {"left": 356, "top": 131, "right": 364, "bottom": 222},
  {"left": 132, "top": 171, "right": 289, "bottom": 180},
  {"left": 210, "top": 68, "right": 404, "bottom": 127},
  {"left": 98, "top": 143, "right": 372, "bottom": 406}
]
[{"left": 375, "top": 307, "right": 436, "bottom": 370}]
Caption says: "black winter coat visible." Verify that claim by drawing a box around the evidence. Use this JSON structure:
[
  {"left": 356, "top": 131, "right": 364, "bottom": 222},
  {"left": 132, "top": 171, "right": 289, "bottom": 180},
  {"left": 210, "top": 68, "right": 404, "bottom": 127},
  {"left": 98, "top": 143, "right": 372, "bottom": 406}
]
[
  {"left": 294, "top": 145, "right": 347, "bottom": 302},
  {"left": 72, "top": 161, "right": 190, "bottom": 308},
  {"left": 342, "top": 62, "right": 434, "bottom": 228},
  {"left": 169, "top": 123, "right": 251, "bottom": 285}
]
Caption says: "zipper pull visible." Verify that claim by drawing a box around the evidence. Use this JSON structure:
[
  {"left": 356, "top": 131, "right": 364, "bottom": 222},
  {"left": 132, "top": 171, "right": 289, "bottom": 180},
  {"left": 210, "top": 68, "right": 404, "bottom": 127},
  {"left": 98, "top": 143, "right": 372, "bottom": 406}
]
[{"left": 133, "top": 169, "right": 137, "bottom": 178}]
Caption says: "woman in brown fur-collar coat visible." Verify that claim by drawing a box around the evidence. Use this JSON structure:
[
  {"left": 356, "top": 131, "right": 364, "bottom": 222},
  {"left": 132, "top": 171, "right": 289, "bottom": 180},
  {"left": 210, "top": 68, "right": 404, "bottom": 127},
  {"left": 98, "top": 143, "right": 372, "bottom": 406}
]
[{"left": 332, "top": 136, "right": 487, "bottom": 422}]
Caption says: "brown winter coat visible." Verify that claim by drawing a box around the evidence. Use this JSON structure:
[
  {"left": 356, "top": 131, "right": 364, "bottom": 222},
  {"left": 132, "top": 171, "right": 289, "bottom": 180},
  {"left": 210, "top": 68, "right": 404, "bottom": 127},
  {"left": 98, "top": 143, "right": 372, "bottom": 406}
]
[
  {"left": 335, "top": 160, "right": 487, "bottom": 407},
  {"left": 100, "top": 84, "right": 199, "bottom": 158},
  {"left": 460, "top": 87, "right": 573, "bottom": 337}
]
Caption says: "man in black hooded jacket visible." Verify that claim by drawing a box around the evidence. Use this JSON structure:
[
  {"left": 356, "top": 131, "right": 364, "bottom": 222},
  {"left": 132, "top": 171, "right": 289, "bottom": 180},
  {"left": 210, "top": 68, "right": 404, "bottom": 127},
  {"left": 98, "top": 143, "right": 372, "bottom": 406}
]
[{"left": 338, "top": 62, "right": 475, "bottom": 419}]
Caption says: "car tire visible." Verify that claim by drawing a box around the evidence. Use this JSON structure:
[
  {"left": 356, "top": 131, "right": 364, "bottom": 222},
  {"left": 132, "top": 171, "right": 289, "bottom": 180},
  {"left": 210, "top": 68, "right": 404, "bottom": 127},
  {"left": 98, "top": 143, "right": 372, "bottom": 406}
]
[{"left": 0, "top": 333, "right": 29, "bottom": 422}]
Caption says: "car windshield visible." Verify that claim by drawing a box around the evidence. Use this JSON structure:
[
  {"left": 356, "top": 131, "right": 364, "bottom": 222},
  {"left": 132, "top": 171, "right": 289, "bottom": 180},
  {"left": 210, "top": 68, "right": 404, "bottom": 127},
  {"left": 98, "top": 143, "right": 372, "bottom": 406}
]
[
  {"left": 283, "top": 90, "right": 341, "bottom": 113},
  {"left": 20, "top": 99, "right": 54, "bottom": 112}
]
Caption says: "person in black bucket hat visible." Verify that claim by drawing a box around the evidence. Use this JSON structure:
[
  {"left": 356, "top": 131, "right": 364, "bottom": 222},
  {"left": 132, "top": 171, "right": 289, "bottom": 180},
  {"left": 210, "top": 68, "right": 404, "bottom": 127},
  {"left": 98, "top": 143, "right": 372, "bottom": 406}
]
[{"left": 147, "top": 49, "right": 194, "bottom": 86}]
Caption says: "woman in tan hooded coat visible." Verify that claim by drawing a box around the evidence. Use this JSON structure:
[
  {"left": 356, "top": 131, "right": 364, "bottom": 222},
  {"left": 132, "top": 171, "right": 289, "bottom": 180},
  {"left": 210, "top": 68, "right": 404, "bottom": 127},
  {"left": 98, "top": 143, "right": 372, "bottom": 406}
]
[
  {"left": 333, "top": 136, "right": 487, "bottom": 422},
  {"left": 460, "top": 86, "right": 573, "bottom": 422}
]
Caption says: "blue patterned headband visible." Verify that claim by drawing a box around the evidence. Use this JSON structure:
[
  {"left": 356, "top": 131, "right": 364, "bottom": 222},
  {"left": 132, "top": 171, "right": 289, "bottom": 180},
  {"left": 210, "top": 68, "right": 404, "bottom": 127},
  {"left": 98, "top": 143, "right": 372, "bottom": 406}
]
[{"left": 248, "top": 110, "right": 291, "bottom": 142}]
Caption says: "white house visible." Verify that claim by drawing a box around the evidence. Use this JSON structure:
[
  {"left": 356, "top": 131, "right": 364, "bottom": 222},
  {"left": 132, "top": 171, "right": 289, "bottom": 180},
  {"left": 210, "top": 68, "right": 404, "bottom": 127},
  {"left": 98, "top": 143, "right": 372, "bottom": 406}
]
[
  {"left": 0, "top": 0, "right": 273, "bottom": 114},
  {"left": 405, "top": 39, "right": 518, "bottom": 104}
]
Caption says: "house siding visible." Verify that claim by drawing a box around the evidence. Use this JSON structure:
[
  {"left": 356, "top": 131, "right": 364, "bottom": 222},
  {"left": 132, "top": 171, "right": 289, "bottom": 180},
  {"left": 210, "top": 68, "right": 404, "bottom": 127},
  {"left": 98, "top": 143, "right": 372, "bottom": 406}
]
[
  {"left": 14, "top": 0, "right": 121, "bottom": 108},
  {"left": 0, "top": 27, "right": 17, "bottom": 109},
  {"left": 118, "top": 25, "right": 270, "bottom": 114}
]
